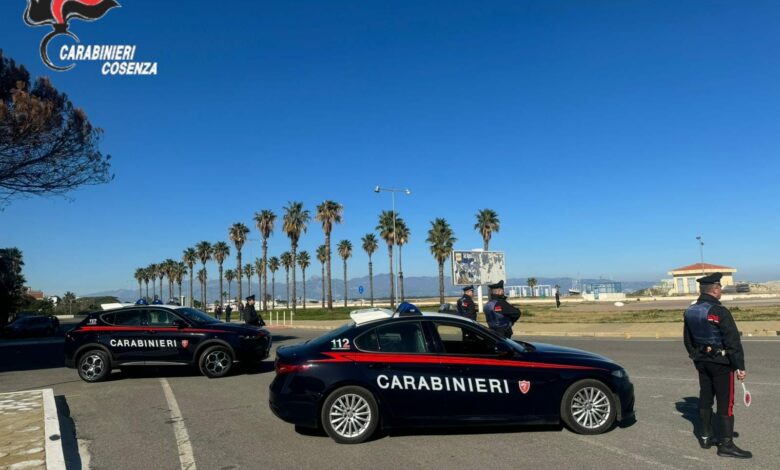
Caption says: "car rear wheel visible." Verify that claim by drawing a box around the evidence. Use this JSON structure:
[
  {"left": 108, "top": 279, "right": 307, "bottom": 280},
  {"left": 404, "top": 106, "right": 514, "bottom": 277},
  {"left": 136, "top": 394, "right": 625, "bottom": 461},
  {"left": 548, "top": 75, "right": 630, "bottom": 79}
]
[
  {"left": 561, "top": 379, "right": 616, "bottom": 435},
  {"left": 78, "top": 350, "right": 111, "bottom": 383},
  {"left": 198, "top": 345, "right": 233, "bottom": 378},
  {"left": 321, "top": 386, "right": 379, "bottom": 444}
]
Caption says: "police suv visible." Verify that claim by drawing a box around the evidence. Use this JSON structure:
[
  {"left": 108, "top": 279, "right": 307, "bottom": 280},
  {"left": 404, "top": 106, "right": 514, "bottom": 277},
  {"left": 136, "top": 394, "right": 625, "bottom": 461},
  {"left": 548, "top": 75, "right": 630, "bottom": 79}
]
[
  {"left": 270, "top": 308, "right": 634, "bottom": 444},
  {"left": 65, "top": 305, "right": 271, "bottom": 382}
]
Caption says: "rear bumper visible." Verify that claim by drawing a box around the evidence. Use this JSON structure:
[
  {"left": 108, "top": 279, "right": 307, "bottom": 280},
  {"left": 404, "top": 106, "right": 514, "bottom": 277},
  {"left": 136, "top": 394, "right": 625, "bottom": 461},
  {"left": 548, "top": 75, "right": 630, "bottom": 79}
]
[{"left": 268, "top": 387, "right": 319, "bottom": 428}]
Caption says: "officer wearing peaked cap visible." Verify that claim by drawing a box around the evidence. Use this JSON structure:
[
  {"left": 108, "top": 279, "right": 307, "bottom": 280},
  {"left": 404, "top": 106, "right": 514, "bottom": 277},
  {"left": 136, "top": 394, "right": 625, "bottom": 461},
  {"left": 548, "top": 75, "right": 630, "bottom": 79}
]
[
  {"left": 243, "top": 294, "right": 264, "bottom": 327},
  {"left": 684, "top": 272, "right": 751, "bottom": 458},
  {"left": 483, "top": 280, "right": 521, "bottom": 338},
  {"left": 456, "top": 285, "right": 477, "bottom": 321}
]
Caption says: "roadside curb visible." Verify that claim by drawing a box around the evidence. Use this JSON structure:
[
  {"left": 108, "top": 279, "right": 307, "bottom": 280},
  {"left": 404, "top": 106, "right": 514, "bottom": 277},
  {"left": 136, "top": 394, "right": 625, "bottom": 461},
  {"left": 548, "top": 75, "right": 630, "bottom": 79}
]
[
  {"left": 42, "top": 388, "right": 66, "bottom": 470},
  {"left": 0, "top": 388, "right": 64, "bottom": 470}
]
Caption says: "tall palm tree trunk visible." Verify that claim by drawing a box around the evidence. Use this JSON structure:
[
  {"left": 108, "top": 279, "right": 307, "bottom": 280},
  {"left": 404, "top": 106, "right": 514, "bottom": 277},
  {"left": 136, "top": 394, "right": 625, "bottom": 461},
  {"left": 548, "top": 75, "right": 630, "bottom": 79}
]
[
  {"left": 321, "top": 264, "right": 325, "bottom": 306},
  {"left": 326, "top": 234, "right": 333, "bottom": 310},
  {"left": 262, "top": 241, "right": 268, "bottom": 312},
  {"left": 302, "top": 267, "right": 307, "bottom": 310},
  {"left": 285, "top": 269, "right": 290, "bottom": 307},
  {"left": 145, "top": 281, "right": 149, "bottom": 300},
  {"left": 291, "top": 246, "right": 297, "bottom": 312},
  {"left": 484, "top": 240, "right": 489, "bottom": 251},
  {"left": 271, "top": 273, "right": 276, "bottom": 310},
  {"left": 201, "top": 263, "right": 207, "bottom": 307},
  {"left": 188, "top": 267, "right": 194, "bottom": 307},
  {"left": 137, "top": 281, "right": 142, "bottom": 299},
  {"left": 368, "top": 258, "right": 374, "bottom": 307},
  {"left": 438, "top": 261, "right": 445, "bottom": 305},
  {"left": 343, "top": 260, "right": 348, "bottom": 307},
  {"left": 168, "top": 280, "right": 173, "bottom": 300},
  {"left": 218, "top": 266, "right": 224, "bottom": 309},
  {"left": 399, "top": 245, "right": 405, "bottom": 302},
  {"left": 237, "top": 251, "right": 243, "bottom": 309},
  {"left": 159, "top": 278, "right": 163, "bottom": 301},
  {"left": 177, "top": 281, "right": 182, "bottom": 300}
]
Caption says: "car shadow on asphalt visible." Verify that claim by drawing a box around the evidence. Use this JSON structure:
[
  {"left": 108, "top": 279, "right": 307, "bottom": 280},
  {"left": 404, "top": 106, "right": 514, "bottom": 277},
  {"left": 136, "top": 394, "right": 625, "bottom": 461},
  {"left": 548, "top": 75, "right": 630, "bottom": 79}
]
[
  {"left": 294, "top": 424, "right": 567, "bottom": 442},
  {"left": 106, "top": 361, "right": 276, "bottom": 381},
  {"left": 271, "top": 335, "right": 299, "bottom": 342}
]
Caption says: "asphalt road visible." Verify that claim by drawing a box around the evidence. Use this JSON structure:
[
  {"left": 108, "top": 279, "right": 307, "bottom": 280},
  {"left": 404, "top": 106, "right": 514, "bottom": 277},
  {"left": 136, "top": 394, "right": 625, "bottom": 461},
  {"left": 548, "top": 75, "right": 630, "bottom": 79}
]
[{"left": 1, "top": 326, "right": 778, "bottom": 470}]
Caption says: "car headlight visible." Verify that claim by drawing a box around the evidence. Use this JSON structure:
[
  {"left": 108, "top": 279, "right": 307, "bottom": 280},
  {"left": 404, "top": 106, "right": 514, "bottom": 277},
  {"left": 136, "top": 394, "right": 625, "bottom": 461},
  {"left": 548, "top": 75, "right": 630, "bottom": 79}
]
[{"left": 611, "top": 369, "right": 629, "bottom": 379}]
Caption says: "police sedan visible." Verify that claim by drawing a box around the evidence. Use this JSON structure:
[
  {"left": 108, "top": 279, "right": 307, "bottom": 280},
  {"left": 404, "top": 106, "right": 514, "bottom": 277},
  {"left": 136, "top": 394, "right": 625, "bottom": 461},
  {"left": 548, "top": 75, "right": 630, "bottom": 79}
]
[
  {"left": 65, "top": 305, "right": 271, "bottom": 382},
  {"left": 269, "top": 308, "right": 634, "bottom": 444}
]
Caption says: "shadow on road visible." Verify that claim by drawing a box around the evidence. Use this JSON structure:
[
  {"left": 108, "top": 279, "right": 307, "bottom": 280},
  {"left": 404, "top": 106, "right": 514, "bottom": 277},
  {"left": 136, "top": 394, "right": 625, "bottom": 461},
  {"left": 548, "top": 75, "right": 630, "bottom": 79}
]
[
  {"left": 0, "top": 341, "right": 65, "bottom": 373},
  {"left": 107, "top": 360, "right": 276, "bottom": 381},
  {"left": 271, "top": 335, "right": 299, "bottom": 342},
  {"left": 675, "top": 396, "right": 701, "bottom": 444},
  {"left": 55, "top": 395, "right": 83, "bottom": 470}
]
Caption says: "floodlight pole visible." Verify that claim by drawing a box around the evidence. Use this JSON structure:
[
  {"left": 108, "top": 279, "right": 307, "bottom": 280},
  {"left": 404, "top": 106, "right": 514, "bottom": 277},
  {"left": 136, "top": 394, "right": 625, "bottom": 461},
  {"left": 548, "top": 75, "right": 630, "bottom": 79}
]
[
  {"left": 696, "top": 236, "right": 705, "bottom": 276},
  {"left": 375, "top": 186, "right": 411, "bottom": 309}
]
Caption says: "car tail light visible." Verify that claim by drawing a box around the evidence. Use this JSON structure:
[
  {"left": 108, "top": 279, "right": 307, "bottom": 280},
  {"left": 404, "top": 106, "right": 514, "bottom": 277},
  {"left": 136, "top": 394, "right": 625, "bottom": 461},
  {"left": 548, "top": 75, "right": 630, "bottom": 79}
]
[{"left": 275, "top": 362, "right": 310, "bottom": 375}]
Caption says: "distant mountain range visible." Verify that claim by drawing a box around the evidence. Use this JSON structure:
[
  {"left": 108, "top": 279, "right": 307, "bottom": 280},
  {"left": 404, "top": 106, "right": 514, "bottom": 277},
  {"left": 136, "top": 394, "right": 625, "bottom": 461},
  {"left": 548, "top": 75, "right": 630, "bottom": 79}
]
[{"left": 86, "top": 275, "right": 655, "bottom": 302}]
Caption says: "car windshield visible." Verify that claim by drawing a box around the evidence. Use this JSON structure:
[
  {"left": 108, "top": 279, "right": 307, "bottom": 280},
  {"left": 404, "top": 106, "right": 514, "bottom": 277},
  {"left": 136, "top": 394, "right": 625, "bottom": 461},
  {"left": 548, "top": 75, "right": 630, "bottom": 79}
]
[{"left": 176, "top": 308, "right": 218, "bottom": 324}]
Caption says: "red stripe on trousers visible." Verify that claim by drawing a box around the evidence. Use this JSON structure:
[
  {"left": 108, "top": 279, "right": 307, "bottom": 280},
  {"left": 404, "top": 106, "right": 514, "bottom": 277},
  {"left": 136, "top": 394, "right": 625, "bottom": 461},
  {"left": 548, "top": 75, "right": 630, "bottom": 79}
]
[{"left": 728, "top": 371, "right": 734, "bottom": 417}]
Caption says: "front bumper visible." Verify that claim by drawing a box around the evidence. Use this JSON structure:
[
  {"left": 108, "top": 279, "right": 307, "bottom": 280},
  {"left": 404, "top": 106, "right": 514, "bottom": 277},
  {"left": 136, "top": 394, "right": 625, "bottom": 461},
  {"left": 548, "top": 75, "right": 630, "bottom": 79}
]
[{"left": 236, "top": 335, "right": 272, "bottom": 362}]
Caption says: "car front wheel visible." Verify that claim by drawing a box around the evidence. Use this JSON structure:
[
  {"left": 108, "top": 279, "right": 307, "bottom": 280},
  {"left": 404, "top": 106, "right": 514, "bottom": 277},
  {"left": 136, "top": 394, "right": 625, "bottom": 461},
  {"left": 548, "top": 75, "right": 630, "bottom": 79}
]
[
  {"left": 78, "top": 350, "right": 111, "bottom": 382},
  {"left": 561, "top": 379, "right": 616, "bottom": 435},
  {"left": 198, "top": 345, "right": 233, "bottom": 378},
  {"left": 321, "top": 386, "right": 379, "bottom": 444}
]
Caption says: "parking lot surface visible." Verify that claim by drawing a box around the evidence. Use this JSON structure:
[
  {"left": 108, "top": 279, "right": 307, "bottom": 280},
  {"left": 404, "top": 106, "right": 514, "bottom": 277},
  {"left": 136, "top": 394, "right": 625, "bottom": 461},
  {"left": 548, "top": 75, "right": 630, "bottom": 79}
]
[{"left": 1, "top": 326, "right": 778, "bottom": 469}]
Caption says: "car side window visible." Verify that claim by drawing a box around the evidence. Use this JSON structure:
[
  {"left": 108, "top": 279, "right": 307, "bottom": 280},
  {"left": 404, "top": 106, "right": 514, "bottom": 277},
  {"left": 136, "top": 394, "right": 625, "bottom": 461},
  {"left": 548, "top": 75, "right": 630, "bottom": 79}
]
[
  {"left": 434, "top": 322, "right": 497, "bottom": 355},
  {"left": 149, "top": 310, "right": 177, "bottom": 327},
  {"left": 375, "top": 322, "right": 427, "bottom": 353},
  {"left": 355, "top": 330, "right": 379, "bottom": 351},
  {"left": 110, "top": 310, "right": 145, "bottom": 326}
]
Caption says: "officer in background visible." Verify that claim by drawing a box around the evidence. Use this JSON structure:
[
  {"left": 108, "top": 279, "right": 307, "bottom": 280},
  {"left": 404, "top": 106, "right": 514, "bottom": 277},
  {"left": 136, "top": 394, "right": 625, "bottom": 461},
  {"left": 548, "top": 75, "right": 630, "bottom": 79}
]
[
  {"left": 683, "top": 273, "right": 751, "bottom": 459},
  {"left": 456, "top": 285, "right": 477, "bottom": 321},
  {"left": 243, "top": 295, "right": 264, "bottom": 327},
  {"left": 151, "top": 295, "right": 163, "bottom": 305},
  {"left": 483, "top": 280, "right": 521, "bottom": 338},
  {"left": 224, "top": 303, "right": 233, "bottom": 323},
  {"left": 214, "top": 302, "right": 222, "bottom": 321}
]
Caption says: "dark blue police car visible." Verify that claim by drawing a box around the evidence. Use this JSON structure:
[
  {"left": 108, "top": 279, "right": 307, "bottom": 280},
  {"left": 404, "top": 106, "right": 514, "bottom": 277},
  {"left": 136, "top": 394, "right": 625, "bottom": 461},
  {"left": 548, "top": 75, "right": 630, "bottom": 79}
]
[
  {"left": 65, "top": 305, "right": 271, "bottom": 382},
  {"left": 270, "top": 308, "right": 634, "bottom": 444}
]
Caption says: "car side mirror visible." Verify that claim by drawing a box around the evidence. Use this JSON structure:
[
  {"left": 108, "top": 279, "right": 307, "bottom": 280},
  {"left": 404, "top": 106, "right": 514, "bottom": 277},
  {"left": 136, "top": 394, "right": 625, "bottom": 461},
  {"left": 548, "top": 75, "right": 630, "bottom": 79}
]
[
  {"left": 494, "top": 342, "right": 513, "bottom": 357},
  {"left": 173, "top": 319, "right": 187, "bottom": 329}
]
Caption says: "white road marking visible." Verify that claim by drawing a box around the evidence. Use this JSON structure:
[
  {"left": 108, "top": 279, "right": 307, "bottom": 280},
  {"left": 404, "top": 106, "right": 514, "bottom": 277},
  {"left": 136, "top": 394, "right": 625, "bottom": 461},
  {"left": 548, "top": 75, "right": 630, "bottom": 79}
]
[
  {"left": 572, "top": 435, "right": 678, "bottom": 468},
  {"left": 42, "top": 388, "right": 66, "bottom": 470},
  {"left": 160, "top": 378, "right": 197, "bottom": 470}
]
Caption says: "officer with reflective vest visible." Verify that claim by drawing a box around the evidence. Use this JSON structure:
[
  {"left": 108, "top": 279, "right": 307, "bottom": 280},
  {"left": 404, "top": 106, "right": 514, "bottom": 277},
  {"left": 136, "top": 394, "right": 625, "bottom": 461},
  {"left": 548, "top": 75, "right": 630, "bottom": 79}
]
[
  {"left": 456, "top": 285, "right": 477, "bottom": 321},
  {"left": 683, "top": 272, "right": 751, "bottom": 458},
  {"left": 483, "top": 280, "right": 521, "bottom": 338}
]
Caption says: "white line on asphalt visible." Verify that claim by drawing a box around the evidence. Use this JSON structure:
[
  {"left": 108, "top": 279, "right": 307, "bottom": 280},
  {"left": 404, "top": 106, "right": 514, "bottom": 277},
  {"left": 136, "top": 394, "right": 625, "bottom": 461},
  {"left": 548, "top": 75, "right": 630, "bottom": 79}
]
[
  {"left": 631, "top": 376, "right": 780, "bottom": 386},
  {"left": 572, "top": 435, "right": 678, "bottom": 468},
  {"left": 42, "top": 388, "right": 66, "bottom": 470},
  {"left": 160, "top": 378, "right": 197, "bottom": 470}
]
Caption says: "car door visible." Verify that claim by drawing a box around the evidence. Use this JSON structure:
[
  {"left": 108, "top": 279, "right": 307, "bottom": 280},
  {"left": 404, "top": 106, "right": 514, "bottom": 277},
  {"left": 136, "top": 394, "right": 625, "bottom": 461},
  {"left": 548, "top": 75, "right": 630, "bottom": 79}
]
[
  {"left": 140, "top": 309, "right": 195, "bottom": 364},
  {"left": 102, "top": 309, "right": 152, "bottom": 364},
  {"left": 429, "top": 320, "right": 555, "bottom": 423},
  {"left": 353, "top": 320, "right": 447, "bottom": 424}
]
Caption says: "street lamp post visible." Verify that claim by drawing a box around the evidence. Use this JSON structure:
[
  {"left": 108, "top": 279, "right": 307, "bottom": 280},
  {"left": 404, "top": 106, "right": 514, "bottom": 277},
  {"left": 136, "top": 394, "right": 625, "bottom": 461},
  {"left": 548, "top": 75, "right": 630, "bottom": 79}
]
[
  {"left": 374, "top": 186, "right": 411, "bottom": 309},
  {"left": 696, "top": 236, "right": 705, "bottom": 276}
]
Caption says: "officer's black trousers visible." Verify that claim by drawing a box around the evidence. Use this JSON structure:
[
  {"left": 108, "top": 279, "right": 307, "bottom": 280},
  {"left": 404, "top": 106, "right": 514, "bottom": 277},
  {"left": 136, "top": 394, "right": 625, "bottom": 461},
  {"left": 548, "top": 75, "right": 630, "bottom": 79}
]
[{"left": 695, "top": 361, "right": 735, "bottom": 417}]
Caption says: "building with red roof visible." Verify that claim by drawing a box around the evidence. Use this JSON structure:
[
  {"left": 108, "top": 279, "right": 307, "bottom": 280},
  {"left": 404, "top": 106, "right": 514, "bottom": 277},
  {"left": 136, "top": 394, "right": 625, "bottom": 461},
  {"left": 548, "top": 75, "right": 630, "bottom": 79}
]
[{"left": 667, "top": 263, "right": 737, "bottom": 295}]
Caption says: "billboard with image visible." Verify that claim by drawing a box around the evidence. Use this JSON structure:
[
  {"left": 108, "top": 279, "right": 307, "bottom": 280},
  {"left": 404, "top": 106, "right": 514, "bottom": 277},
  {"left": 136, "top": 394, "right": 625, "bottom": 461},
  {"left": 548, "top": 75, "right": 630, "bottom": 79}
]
[{"left": 451, "top": 250, "right": 506, "bottom": 286}]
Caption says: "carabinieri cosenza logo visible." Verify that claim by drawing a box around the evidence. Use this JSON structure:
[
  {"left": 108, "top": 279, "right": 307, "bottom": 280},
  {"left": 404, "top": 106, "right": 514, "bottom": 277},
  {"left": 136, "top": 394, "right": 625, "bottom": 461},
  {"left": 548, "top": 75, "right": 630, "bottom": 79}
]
[{"left": 23, "top": 0, "right": 158, "bottom": 75}]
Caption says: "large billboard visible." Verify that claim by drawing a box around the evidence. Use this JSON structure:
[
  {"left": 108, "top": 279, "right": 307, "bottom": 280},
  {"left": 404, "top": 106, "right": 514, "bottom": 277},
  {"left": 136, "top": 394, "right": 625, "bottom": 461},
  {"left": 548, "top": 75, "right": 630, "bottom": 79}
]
[{"left": 451, "top": 250, "right": 506, "bottom": 286}]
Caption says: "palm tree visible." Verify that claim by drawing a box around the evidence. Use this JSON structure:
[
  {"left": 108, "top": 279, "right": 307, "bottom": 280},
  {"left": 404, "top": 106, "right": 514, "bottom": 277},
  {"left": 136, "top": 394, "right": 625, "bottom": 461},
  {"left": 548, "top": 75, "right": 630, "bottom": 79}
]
[
  {"left": 395, "top": 219, "right": 410, "bottom": 302},
  {"left": 148, "top": 263, "right": 158, "bottom": 299},
  {"left": 183, "top": 248, "right": 197, "bottom": 307},
  {"left": 337, "top": 240, "right": 352, "bottom": 307},
  {"left": 197, "top": 268, "right": 207, "bottom": 308},
  {"left": 164, "top": 259, "right": 176, "bottom": 299},
  {"left": 283, "top": 201, "right": 310, "bottom": 312},
  {"left": 156, "top": 262, "right": 166, "bottom": 301},
  {"left": 268, "top": 256, "right": 279, "bottom": 310},
  {"left": 254, "top": 258, "right": 264, "bottom": 304},
  {"left": 225, "top": 269, "right": 235, "bottom": 304},
  {"left": 315, "top": 200, "right": 343, "bottom": 310},
  {"left": 280, "top": 252, "right": 292, "bottom": 307},
  {"left": 475, "top": 209, "right": 500, "bottom": 251},
  {"left": 297, "top": 251, "right": 311, "bottom": 309},
  {"left": 195, "top": 241, "right": 212, "bottom": 308},
  {"left": 244, "top": 263, "right": 254, "bottom": 296},
  {"left": 316, "top": 245, "right": 327, "bottom": 307},
  {"left": 212, "top": 241, "right": 230, "bottom": 309},
  {"left": 376, "top": 210, "right": 400, "bottom": 309},
  {"left": 63, "top": 291, "right": 76, "bottom": 315},
  {"left": 228, "top": 223, "right": 250, "bottom": 309},
  {"left": 174, "top": 262, "right": 186, "bottom": 300},
  {"left": 527, "top": 277, "right": 538, "bottom": 297},
  {"left": 254, "top": 210, "right": 276, "bottom": 313},
  {"left": 427, "top": 218, "right": 457, "bottom": 305},
  {"left": 134, "top": 268, "right": 144, "bottom": 299},
  {"left": 361, "top": 234, "right": 378, "bottom": 307},
  {"left": 142, "top": 268, "right": 151, "bottom": 300}
]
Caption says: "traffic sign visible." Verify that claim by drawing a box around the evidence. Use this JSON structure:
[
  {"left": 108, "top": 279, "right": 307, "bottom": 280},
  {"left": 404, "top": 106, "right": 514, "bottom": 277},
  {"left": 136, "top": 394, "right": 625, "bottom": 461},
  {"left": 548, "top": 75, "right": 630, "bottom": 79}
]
[{"left": 358, "top": 286, "right": 364, "bottom": 295}]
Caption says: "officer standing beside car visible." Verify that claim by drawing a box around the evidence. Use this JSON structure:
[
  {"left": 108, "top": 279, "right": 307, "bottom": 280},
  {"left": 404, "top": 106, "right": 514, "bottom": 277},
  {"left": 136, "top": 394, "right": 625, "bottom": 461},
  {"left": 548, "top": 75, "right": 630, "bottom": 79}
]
[
  {"left": 483, "top": 280, "right": 521, "bottom": 338},
  {"left": 456, "top": 285, "right": 477, "bottom": 321},
  {"left": 683, "top": 272, "right": 751, "bottom": 459},
  {"left": 243, "top": 295, "right": 264, "bottom": 327}
]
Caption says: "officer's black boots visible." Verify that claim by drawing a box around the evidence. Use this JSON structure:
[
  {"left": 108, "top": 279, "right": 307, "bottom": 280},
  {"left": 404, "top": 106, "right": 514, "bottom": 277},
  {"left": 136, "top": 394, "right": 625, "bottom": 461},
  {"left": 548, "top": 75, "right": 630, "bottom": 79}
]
[
  {"left": 698, "top": 408, "right": 713, "bottom": 449},
  {"left": 717, "top": 416, "right": 752, "bottom": 459}
]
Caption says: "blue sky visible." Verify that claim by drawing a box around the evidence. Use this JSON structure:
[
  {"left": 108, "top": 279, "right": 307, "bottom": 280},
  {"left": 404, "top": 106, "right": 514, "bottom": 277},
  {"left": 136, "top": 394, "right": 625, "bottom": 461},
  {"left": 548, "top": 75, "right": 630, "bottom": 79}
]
[{"left": 1, "top": 0, "right": 779, "bottom": 296}]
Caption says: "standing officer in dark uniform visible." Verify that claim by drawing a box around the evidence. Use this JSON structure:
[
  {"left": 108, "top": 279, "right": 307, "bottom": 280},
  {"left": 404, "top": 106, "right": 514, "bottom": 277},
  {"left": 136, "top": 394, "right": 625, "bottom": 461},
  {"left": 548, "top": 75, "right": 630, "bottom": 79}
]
[
  {"left": 224, "top": 303, "right": 233, "bottom": 323},
  {"left": 684, "top": 273, "right": 751, "bottom": 459},
  {"left": 483, "top": 280, "right": 521, "bottom": 338},
  {"left": 243, "top": 295, "right": 265, "bottom": 327},
  {"left": 456, "top": 285, "right": 477, "bottom": 321}
]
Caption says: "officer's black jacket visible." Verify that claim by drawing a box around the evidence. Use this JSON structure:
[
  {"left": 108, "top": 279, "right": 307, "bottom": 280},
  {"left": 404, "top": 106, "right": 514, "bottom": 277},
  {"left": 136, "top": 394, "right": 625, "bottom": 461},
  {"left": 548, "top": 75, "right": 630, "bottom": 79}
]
[
  {"left": 683, "top": 294, "right": 745, "bottom": 370},
  {"left": 485, "top": 294, "right": 521, "bottom": 329},
  {"left": 244, "top": 303, "right": 259, "bottom": 323},
  {"left": 456, "top": 294, "right": 477, "bottom": 321}
]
